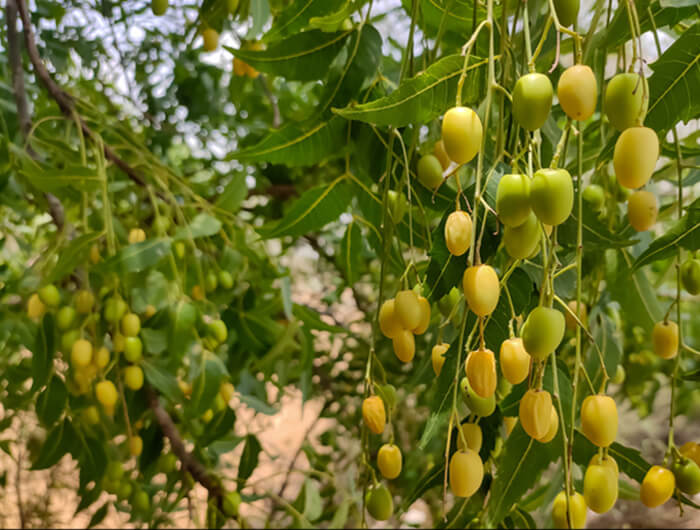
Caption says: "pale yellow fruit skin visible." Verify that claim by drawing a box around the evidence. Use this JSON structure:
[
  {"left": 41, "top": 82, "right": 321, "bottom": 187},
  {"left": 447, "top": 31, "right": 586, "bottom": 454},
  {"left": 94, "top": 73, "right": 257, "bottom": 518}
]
[
  {"left": 613, "top": 126, "right": 659, "bottom": 189},
  {"left": 379, "top": 299, "right": 403, "bottom": 339},
  {"left": 519, "top": 389, "right": 553, "bottom": 440},
  {"left": 449, "top": 449, "right": 484, "bottom": 498},
  {"left": 202, "top": 28, "right": 219, "bottom": 52},
  {"left": 590, "top": 454, "right": 619, "bottom": 476},
  {"left": 433, "top": 139, "right": 451, "bottom": 171},
  {"left": 558, "top": 65, "right": 597, "bottom": 121},
  {"left": 27, "top": 293, "right": 46, "bottom": 319},
  {"left": 536, "top": 405, "right": 559, "bottom": 443},
  {"left": 395, "top": 290, "right": 422, "bottom": 330},
  {"left": 463, "top": 265, "right": 500, "bottom": 317},
  {"left": 457, "top": 422, "right": 483, "bottom": 453},
  {"left": 362, "top": 396, "right": 386, "bottom": 435},
  {"left": 499, "top": 338, "right": 530, "bottom": 385},
  {"left": 583, "top": 464, "right": 618, "bottom": 513},
  {"left": 377, "top": 444, "right": 402, "bottom": 479},
  {"left": 445, "top": 210, "right": 473, "bottom": 256},
  {"left": 504, "top": 416, "right": 518, "bottom": 437},
  {"left": 652, "top": 320, "right": 678, "bottom": 360},
  {"left": 640, "top": 465, "right": 675, "bottom": 508},
  {"left": 466, "top": 348, "right": 497, "bottom": 398},
  {"left": 129, "top": 435, "right": 143, "bottom": 456},
  {"left": 441, "top": 107, "right": 483, "bottom": 164},
  {"left": 627, "top": 190, "right": 658, "bottom": 232},
  {"left": 552, "top": 491, "right": 587, "bottom": 529},
  {"left": 392, "top": 329, "right": 415, "bottom": 363},
  {"left": 412, "top": 296, "right": 431, "bottom": 335},
  {"left": 95, "top": 347, "right": 110, "bottom": 369},
  {"left": 71, "top": 339, "right": 93, "bottom": 368},
  {"left": 432, "top": 343, "right": 449, "bottom": 376},
  {"left": 128, "top": 228, "right": 146, "bottom": 244},
  {"left": 581, "top": 394, "right": 618, "bottom": 447}
]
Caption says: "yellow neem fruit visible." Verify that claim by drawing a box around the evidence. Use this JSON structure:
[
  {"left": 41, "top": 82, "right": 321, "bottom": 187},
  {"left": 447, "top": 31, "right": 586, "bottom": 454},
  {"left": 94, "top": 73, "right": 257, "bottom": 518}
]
[
  {"left": 466, "top": 348, "right": 497, "bottom": 398},
  {"left": 504, "top": 416, "right": 518, "bottom": 437},
  {"left": 377, "top": 444, "right": 402, "bottom": 480},
  {"left": 124, "top": 365, "right": 144, "bottom": 391},
  {"left": 581, "top": 394, "right": 618, "bottom": 447},
  {"left": 121, "top": 313, "right": 141, "bottom": 337},
  {"left": 362, "top": 396, "right": 386, "bottom": 435},
  {"left": 552, "top": 490, "right": 587, "bottom": 529},
  {"left": 233, "top": 57, "right": 248, "bottom": 76},
  {"left": 449, "top": 449, "right": 484, "bottom": 498},
  {"left": 441, "top": 106, "right": 483, "bottom": 164},
  {"left": 584, "top": 464, "right": 618, "bottom": 513},
  {"left": 519, "top": 389, "right": 553, "bottom": 440},
  {"left": 613, "top": 126, "right": 659, "bottom": 189},
  {"left": 90, "top": 243, "right": 101, "bottom": 264},
  {"left": 392, "top": 329, "right": 415, "bottom": 363},
  {"left": 557, "top": 64, "right": 597, "bottom": 121},
  {"left": 432, "top": 343, "right": 449, "bottom": 376},
  {"left": 27, "top": 293, "right": 46, "bottom": 319},
  {"left": 500, "top": 338, "right": 530, "bottom": 385},
  {"left": 680, "top": 442, "right": 700, "bottom": 467},
  {"left": 444, "top": 210, "right": 473, "bottom": 256},
  {"left": 95, "top": 347, "right": 110, "bottom": 369},
  {"left": 395, "top": 290, "right": 422, "bottom": 330},
  {"left": 129, "top": 435, "right": 143, "bottom": 456},
  {"left": 128, "top": 228, "right": 146, "bottom": 244},
  {"left": 457, "top": 422, "right": 482, "bottom": 453},
  {"left": 220, "top": 382, "right": 235, "bottom": 403},
  {"left": 75, "top": 290, "right": 95, "bottom": 314},
  {"left": 433, "top": 139, "right": 451, "bottom": 171},
  {"left": 463, "top": 265, "right": 500, "bottom": 317},
  {"left": 590, "top": 454, "right": 619, "bottom": 476},
  {"left": 536, "top": 405, "right": 559, "bottom": 444},
  {"left": 652, "top": 320, "right": 679, "bottom": 360},
  {"left": 627, "top": 190, "right": 658, "bottom": 232},
  {"left": 202, "top": 28, "right": 219, "bottom": 52},
  {"left": 503, "top": 211, "right": 540, "bottom": 259},
  {"left": 640, "top": 465, "right": 675, "bottom": 508},
  {"left": 413, "top": 296, "right": 431, "bottom": 335},
  {"left": 379, "top": 299, "right": 403, "bottom": 339},
  {"left": 96, "top": 380, "right": 118, "bottom": 408},
  {"left": 71, "top": 339, "right": 93, "bottom": 368}
]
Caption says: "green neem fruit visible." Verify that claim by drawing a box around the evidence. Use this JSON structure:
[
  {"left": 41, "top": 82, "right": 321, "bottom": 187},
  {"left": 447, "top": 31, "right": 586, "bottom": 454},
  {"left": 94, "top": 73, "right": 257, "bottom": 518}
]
[
  {"left": 582, "top": 184, "right": 605, "bottom": 212},
  {"left": 152, "top": 0, "right": 168, "bottom": 15},
  {"left": 387, "top": 190, "right": 407, "bottom": 224},
  {"left": 605, "top": 73, "right": 649, "bottom": 131},
  {"left": 460, "top": 377, "right": 496, "bottom": 417},
  {"left": 75, "top": 290, "right": 95, "bottom": 314},
  {"left": 530, "top": 168, "right": 574, "bottom": 226},
  {"left": 366, "top": 484, "right": 393, "bottom": 521},
  {"left": 174, "top": 241, "right": 186, "bottom": 258},
  {"left": 172, "top": 301, "right": 198, "bottom": 334},
  {"left": 61, "top": 329, "right": 80, "bottom": 353},
  {"left": 611, "top": 364, "right": 626, "bottom": 385},
  {"left": 131, "top": 489, "right": 151, "bottom": 513},
  {"left": 441, "top": 106, "right": 483, "bottom": 164},
  {"left": 680, "top": 258, "right": 700, "bottom": 295},
  {"left": 496, "top": 173, "right": 531, "bottom": 227},
  {"left": 222, "top": 491, "right": 241, "bottom": 517},
  {"left": 205, "top": 271, "right": 218, "bottom": 292},
  {"left": 104, "top": 296, "right": 128, "bottom": 323},
  {"left": 208, "top": 319, "right": 228, "bottom": 343},
  {"left": 521, "top": 307, "right": 566, "bottom": 360},
  {"left": 553, "top": 0, "right": 580, "bottom": 27},
  {"left": 38, "top": 284, "right": 61, "bottom": 307},
  {"left": 417, "top": 154, "right": 444, "bottom": 190},
  {"left": 118, "top": 481, "right": 133, "bottom": 501},
  {"left": 219, "top": 270, "right": 234, "bottom": 289},
  {"left": 153, "top": 216, "right": 171, "bottom": 234},
  {"left": 503, "top": 211, "right": 541, "bottom": 259},
  {"left": 673, "top": 459, "right": 700, "bottom": 495},
  {"left": 157, "top": 452, "right": 178, "bottom": 474},
  {"left": 107, "top": 461, "right": 125, "bottom": 481},
  {"left": 56, "top": 306, "right": 77, "bottom": 331},
  {"left": 121, "top": 313, "right": 141, "bottom": 337},
  {"left": 124, "top": 336, "right": 143, "bottom": 363},
  {"left": 512, "top": 73, "right": 553, "bottom": 131},
  {"left": 438, "top": 287, "right": 461, "bottom": 318}
]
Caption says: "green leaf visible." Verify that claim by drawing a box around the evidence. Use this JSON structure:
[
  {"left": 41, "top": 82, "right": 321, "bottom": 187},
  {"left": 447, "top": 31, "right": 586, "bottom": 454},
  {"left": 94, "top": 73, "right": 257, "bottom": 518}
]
[
  {"left": 309, "top": 0, "right": 365, "bottom": 32},
  {"left": 141, "top": 328, "right": 167, "bottom": 354},
  {"left": 227, "top": 30, "right": 351, "bottom": 82},
  {"left": 31, "top": 419, "right": 76, "bottom": 470},
  {"left": 246, "top": 0, "right": 270, "bottom": 38},
  {"left": 400, "top": 463, "right": 444, "bottom": 511},
  {"left": 215, "top": 174, "right": 248, "bottom": 213},
  {"left": 20, "top": 166, "right": 101, "bottom": 193},
  {"left": 559, "top": 207, "right": 637, "bottom": 250},
  {"left": 36, "top": 374, "right": 67, "bottom": 427},
  {"left": 406, "top": 0, "right": 487, "bottom": 39},
  {"left": 87, "top": 504, "right": 108, "bottom": 529},
  {"left": 302, "top": 479, "right": 323, "bottom": 522},
  {"left": 174, "top": 213, "right": 222, "bottom": 241},
  {"left": 47, "top": 232, "right": 103, "bottom": 283},
  {"left": 142, "top": 360, "right": 184, "bottom": 403},
  {"left": 336, "top": 221, "right": 363, "bottom": 285},
  {"left": 238, "top": 434, "right": 262, "bottom": 483},
  {"left": 329, "top": 498, "right": 351, "bottom": 529},
  {"left": 293, "top": 304, "right": 347, "bottom": 334},
  {"left": 238, "top": 393, "right": 278, "bottom": 415},
  {"left": 572, "top": 430, "right": 650, "bottom": 481},
  {"left": 264, "top": 0, "right": 347, "bottom": 39},
  {"left": 646, "top": 22, "right": 700, "bottom": 133},
  {"left": 31, "top": 313, "right": 55, "bottom": 393},
  {"left": 333, "top": 54, "right": 487, "bottom": 126},
  {"left": 258, "top": 176, "right": 349, "bottom": 238},
  {"left": 190, "top": 352, "right": 227, "bottom": 416},
  {"left": 231, "top": 115, "right": 346, "bottom": 166},
  {"left": 199, "top": 408, "right": 236, "bottom": 447},
  {"left": 97, "top": 239, "right": 171, "bottom": 274}
]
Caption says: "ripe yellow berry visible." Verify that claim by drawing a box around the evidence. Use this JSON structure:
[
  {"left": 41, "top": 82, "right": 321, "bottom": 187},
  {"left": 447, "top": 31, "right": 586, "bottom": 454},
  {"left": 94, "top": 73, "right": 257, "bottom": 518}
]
[
  {"left": 499, "top": 338, "right": 530, "bottom": 385},
  {"left": 444, "top": 210, "right": 472, "bottom": 256},
  {"left": 535, "top": 405, "right": 559, "bottom": 444},
  {"left": 465, "top": 348, "right": 497, "bottom": 398},
  {"left": 95, "top": 380, "right": 118, "bottom": 408},
  {"left": 362, "top": 396, "right": 386, "bottom": 435},
  {"left": 121, "top": 313, "right": 141, "bottom": 337},
  {"left": 441, "top": 107, "right": 483, "bottom": 164},
  {"left": 95, "top": 346, "right": 110, "bottom": 369},
  {"left": 71, "top": 339, "right": 93, "bottom": 367},
  {"left": 392, "top": 329, "right": 415, "bottom": 363},
  {"left": 202, "top": 28, "right": 219, "bottom": 52},
  {"left": 27, "top": 293, "right": 46, "bottom": 320},
  {"left": 220, "top": 382, "right": 235, "bottom": 403},
  {"left": 449, "top": 449, "right": 483, "bottom": 498},
  {"left": 412, "top": 296, "right": 431, "bottom": 335},
  {"left": 124, "top": 365, "right": 144, "bottom": 391},
  {"left": 128, "top": 228, "right": 146, "bottom": 244},
  {"left": 431, "top": 343, "right": 449, "bottom": 376},
  {"left": 519, "top": 389, "right": 553, "bottom": 440},
  {"left": 557, "top": 64, "right": 597, "bottom": 121},
  {"left": 394, "top": 290, "right": 422, "bottom": 330},
  {"left": 462, "top": 264, "right": 500, "bottom": 317},
  {"left": 614, "top": 126, "right": 659, "bottom": 190},
  {"left": 652, "top": 320, "right": 679, "bottom": 360},
  {"left": 584, "top": 464, "right": 618, "bottom": 513},
  {"left": 377, "top": 444, "right": 402, "bottom": 479},
  {"left": 627, "top": 190, "right": 658, "bottom": 232},
  {"left": 129, "top": 435, "right": 143, "bottom": 456},
  {"left": 457, "top": 422, "right": 482, "bottom": 453},
  {"left": 75, "top": 290, "right": 95, "bottom": 314},
  {"left": 580, "top": 394, "right": 618, "bottom": 447},
  {"left": 552, "top": 490, "right": 587, "bottom": 529},
  {"left": 379, "top": 299, "right": 403, "bottom": 339},
  {"left": 640, "top": 465, "right": 675, "bottom": 508}
]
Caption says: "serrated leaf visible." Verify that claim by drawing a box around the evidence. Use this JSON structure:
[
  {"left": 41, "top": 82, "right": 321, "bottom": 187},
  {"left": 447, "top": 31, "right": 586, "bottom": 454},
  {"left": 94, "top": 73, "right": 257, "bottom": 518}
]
[
  {"left": 174, "top": 213, "right": 222, "bottom": 241},
  {"left": 238, "top": 434, "right": 262, "bottom": 484},
  {"left": 47, "top": 232, "right": 103, "bottom": 283},
  {"left": 337, "top": 221, "right": 363, "bottom": 285},
  {"left": 227, "top": 29, "right": 351, "bottom": 82},
  {"left": 406, "top": 0, "right": 487, "bottom": 39},
  {"left": 264, "top": 0, "right": 347, "bottom": 39},
  {"left": 258, "top": 176, "right": 349, "bottom": 238},
  {"left": 97, "top": 239, "right": 171, "bottom": 274},
  {"left": 559, "top": 207, "right": 637, "bottom": 249},
  {"left": 36, "top": 375, "right": 67, "bottom": 426},
  {"left": 334, "top": 54, "right": 488, "bottom": 126}
]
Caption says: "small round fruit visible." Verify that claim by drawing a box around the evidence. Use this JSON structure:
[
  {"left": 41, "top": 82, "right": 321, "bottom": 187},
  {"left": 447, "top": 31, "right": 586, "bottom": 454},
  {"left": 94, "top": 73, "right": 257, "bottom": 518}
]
[
  {"left": 208, "top": 319, "right": 228, "bottom": 343},
  {"left": 449, "top": 449, "right": 483, "bottom": 497},
  {"left": 500, "top": 338, "right": 530, "bottom": 385},
  {"left": 71, "top": 339, "right": 93, "bottom": 368},
  {"left": 174, "top": 241, "right": 186, "bottom": 258},
  {"left": 202, "top": 28, "right": 219, "bottom": 52},
  {"left": 90, "top": 244, "right": 101, "bottom": 264},
  {"left": 433, "top": 140, "right": 451, "bottom": 170},
  {"left": 75, "top": 290, "right": 95, "bottom": 314},
  {"left": 220, "top": 382, "right": 235, "bottom": 403},
  {"left": 614, "top": 127, "right": 659, "bottom": 189},
  {"left": 441, "top": 106, "right": 483, "bottom": 164},
  {"left": 61, "top": 329, "right": 80, "bottom": 353},
  {"left": 377, "top": 444, "right": 402, "bottom": 479},
  {"left": 530, "top": 168, "right": 574, "bottom": 225},
  {"left": 503, "top": 211, "right": 541, "bottom": 259},
  {"left": 461, "top": 377, "right": 496, "bottom": 417},
  {"left": 652, "top": 320, "right": 678, "bottom": 360},
  {"left": 584, "top": 464, "right": 618, "bottom": 513},
  {"left": 672, "top": 459, "right": 700, "bottom": 495},
  {"left": 366, "top": 484, "right": 393, "bottom": 521},
  {"left": 680, "top": 442, "right": 700, "bottom": 467},
  {"left": 124, "top": 336, "right": 143, "bottom": 363},
  {"left": 158, "top": 452, "right": 178, "bottom": 474},
  {"left": 536, "top": 405, "right": 559, "bottom": 443},
  {"left": 444, "top": 210, "right": 473, "bottom": 256},
  {"left": 412, "top": 296, "right": 431, "bottom": 335},
  {"left": 362, "top": 396, "right": 386, "bottom": 435},
  {"left": 553, "top": 0, "right": 580, "bottom": 27},
  {"left": 104, "top": 296, "right": 127, "bottom": 323},
  {"left": 219, "top": 270, "right": 234, "bottom": 290},
  {"left": 84, "top": 405, "right": 100, "bottom": 425},
  {"left": 107, "top": 461, "right": 124, "bottom": 481},
  {"left": 118, "top": 481, "right": 133, "bottom": 501},
  {"left": 392, "top": 329, "right": 415, "bottom": 363},
  {"left": 457, "top": 422, "right": 482, "bottom": 453},
  {"left": 512, "top": 73, "right": 553, "bottom": 131},
  {"left": 611, "top": 364, "right": 626, "bottom": 385},
  {"left": 95, "top": 347, "right": 110, "bottom": 369},
  {"left": 205, "top": 271, "right": 218, "bottom": 293},
  {"left": 583, "top": 184, "right": 605, "bottom": 212},
  {"left": 564, "top": 300, "right": 587, "bottom": 332},
  {"left": 56, "top": 306, "right": 77, "bottom": 331},
  {"left": 463, "top": 265, "right": 500, "bottom": 317},
  {"left": 153, "top": 216, "right": 171, "bottom": 234},
  {"left": 581, "top": 394, "right": 618, "bottom": 447},
  {"left": 558, "top": 64, "right": 597, "bottom": 120},
  {"left": 627, "top": 190, "right": 658, "bottom": 231},
  {"left": 201, "top": 409, "right": 214, "bottom": 422},
  {"left": 590, "top": 454, "right": 619, "bottom": 476},
  {"left": 466, "top": 348, "right": 497, "bottom": 398},
  {"left": 395, "top": 290, "right": 422, "bottom": 330},
  {"left": 128, "top": 228, "right": 146, "bottom": 244},
  {"left": 640, "top": 465, "right": 675, "bottom": 508},
  {"left": 38, "top": 284, "right": 60, "bottom": 307},
  {"left": 152, "top": 0, "right": 168, "bottom": 16},
  {"left": 129, "top": 435, "right": 143, "bottom": 456},
  {"left": 113, "top": 332, "right": 125, "bottom": 353},
  {"left": 605, "top": 73, "right": 648, "bottom": 131},
  {"left": 417, "top": 154, "right": 444, "bottom": 190},
  {"left": 132, "top": 489, "right": 151, "bottom": 513},
  {"left": 432, "top": 343, "right": 449, "bottom": 376},
  {"left": 121, "top": 313, "right": 141, "bottom": 337},
  {"left": 496, "top": 173, "right": 531, "bottom": 228},
  {"left": 521, "top": 306, "right": 566, "bottom": 360},
  {"left": 27, "top": 293, "right": 46, "bottom": 319},
  {"left": 379, "top": 299, "right": 403, "bottom": 339},
  {"left": 96, "top": 380, "right": 118, "bottom": 408},
  {"left": 552, "top": 490, "right": 587, "bottom": 529},
  {"left": 519, "top": 389, "right": 553, "bottom": 440},
  {"left": 680, "top": 258, "right": 700, "bottom": 295},
  {"left": 143, "top": 305, "right": 156, "bottom": 319},
  {"left": 124, "top": 365, "right": 144, "bottom": 391},
  {"left": 387, "top": 190, "right": 407, "bottom": 223},
  {"left": 222, "top": 491, "right": 241, "bottom": 517}
]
